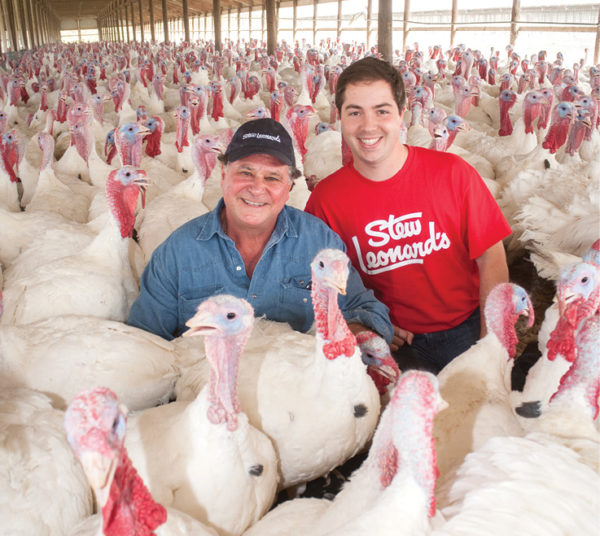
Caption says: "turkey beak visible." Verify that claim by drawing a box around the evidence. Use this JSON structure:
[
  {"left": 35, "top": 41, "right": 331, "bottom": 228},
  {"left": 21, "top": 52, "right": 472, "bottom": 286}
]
[
  {"left": 134, "top": 172, "right": 148, "bottom": 208},
  {"left": 437, "top": 393, "right": 449, "bottom": 413},
  {"left": 524, "top": 296, "right": 535, "bottom": 328},
  {"left": 324, "top": 262, "right": 348, "bottom": 296},
  {"left": 558, "top": 289, "right": 577, "bottom": 316},
  {"left": 183, "top": 313, "right": 221, "bottom": 337},
  {"left": 456, "top": 121, "right": 470, "bottom": 132},
  {"left": 432, "top": 126, "right": 445, "bottom": 138},
  {"left": 212, "top": 142, "right": 226, "bottom": 154},
  {"left": 364, "top": 357, "right": 399, "bottom": 385},
  {"left": 138, "top": 124, "right": 151, "bottom": 137},
  {"left": 78, "top": 450, "right": 117, "bottom": 506}
]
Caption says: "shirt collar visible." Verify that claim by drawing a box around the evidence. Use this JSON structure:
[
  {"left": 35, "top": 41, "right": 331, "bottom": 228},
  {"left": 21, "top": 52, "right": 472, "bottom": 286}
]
[{"left": 195, "top": 198, "right": 299, "bottom": 243}]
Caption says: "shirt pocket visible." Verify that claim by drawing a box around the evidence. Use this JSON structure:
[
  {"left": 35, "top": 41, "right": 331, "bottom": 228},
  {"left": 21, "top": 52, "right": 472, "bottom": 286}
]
[
  {"left": 179, "top": 285, "right": 226, "bottom": 320},
  {"left": 278, "top": 274, "right": 313, "bottom": 330}
]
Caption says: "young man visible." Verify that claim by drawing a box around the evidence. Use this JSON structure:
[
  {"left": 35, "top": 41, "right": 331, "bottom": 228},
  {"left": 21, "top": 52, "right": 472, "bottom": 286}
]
[
  {"left": 128, "top": 117, "right": 393, "bottom": 343},
  {"left": 305, "top": 57, "right": 511, "bottom": 373}
]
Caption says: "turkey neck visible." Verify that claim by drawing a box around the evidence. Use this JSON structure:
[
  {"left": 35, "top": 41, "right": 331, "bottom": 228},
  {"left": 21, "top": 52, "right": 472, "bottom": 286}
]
[
  {"left": 311, "top": 282, "right": 356, "bottom": 361},
  {"left": 102, "top": 447, "right": 167, "bottom": 536},
  {"left": 204, "top": 328, "right": 250, "bottom": 431},
  {"left": 550, "top": 315, "right": 600, "bottom": 421}
]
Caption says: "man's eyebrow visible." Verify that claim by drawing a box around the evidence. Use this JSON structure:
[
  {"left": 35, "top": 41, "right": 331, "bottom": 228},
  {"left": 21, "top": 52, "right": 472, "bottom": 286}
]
[
  {"left": 237, "top": 163, "right": 284, "bottom": 178},
  {"left": 344, "top": 102, "right": 394, "bottom": 110}
]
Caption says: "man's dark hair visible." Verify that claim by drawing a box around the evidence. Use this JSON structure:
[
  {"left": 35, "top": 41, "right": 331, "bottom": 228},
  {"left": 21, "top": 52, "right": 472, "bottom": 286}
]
[{"left": 335, "top": 56, "right": 406, "bottom": 114}]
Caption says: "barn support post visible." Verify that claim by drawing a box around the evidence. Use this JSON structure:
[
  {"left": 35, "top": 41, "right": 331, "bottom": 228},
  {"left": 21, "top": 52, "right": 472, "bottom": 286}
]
[
  {"left": 510, "top": 0, "right": 520, "bottom": 46},
  {"left": 266, "top": 0, "right": 276, "bottom": 55},
  {"left": 213, "top": 0, "right": 221, "bottom": 51},
  {"left": 5, "top": 0, "right": 20, "bottom": 50},
  {"left": 312, "top": 0, "right": 317, "bottom": 46},
  {"left": 336, "top": 0, "right": 342, "bottom": 42},
  {"left": 161, "top": 0, "right": 168, "bottom": 41},
  {"left": 138, "top": 0, "right": 144, "bottom": 42},
  {"left": 379, "top": 0, "right": 393, "bottom": 60},
  {"left": 183, "top": 0, "right": 190, "bottom": 42},
  {"left": 148, "top": 0, "right": 155, "bottom": 41},
  {"left": 292, "top": 0, "right": 297, "bottom": 44},
  {"left": 366, "top": 0, "right": 372, "bottom": 50},
  {"left": 25, "top": 0, "right": 35, "bottom": 48},
  {"left": 594, "top": 5, "right": 599, "bottom": 64},
  {"left": 401, "top": 0, "right": 410, "bottom": 54},
  {"left": 130, "top": 1, "right": 136, "bottom": 41},
  {"left": 0, "top": 0, "right": 8, "bottom": 51},
  {"left": 450, "top": 0, "right": 457, "bottom": 48},
  {"left": 18, "top": 0, "right": 29, "bottom": 49},
  {"left": 124, "top": 0, "right": 130, "bottom": 42}
]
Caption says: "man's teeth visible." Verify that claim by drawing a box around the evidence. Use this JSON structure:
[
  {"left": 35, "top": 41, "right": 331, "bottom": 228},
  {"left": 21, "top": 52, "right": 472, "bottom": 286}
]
[
  {"left": 360, "top": 138, "right": 380, "bottom": 146},
  {"left": 243, "top": 199, "right": 266, "bottom": 206}
]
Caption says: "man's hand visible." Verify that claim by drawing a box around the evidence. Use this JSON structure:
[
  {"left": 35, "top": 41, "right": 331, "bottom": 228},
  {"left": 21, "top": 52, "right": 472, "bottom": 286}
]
[{"left": 391, "top": 324, "right": 414, "bottom": 352}]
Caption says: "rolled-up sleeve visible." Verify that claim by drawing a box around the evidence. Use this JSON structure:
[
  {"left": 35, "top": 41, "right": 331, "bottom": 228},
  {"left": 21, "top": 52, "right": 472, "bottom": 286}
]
[{"left": 340, "top": 262, "right": 394, "bottom": 344}]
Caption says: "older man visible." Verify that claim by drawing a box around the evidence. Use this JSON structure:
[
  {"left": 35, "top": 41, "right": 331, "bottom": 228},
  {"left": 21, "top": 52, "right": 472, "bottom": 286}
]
[{"left": 128, "top": 118, "right": 393, "bottom": 342}]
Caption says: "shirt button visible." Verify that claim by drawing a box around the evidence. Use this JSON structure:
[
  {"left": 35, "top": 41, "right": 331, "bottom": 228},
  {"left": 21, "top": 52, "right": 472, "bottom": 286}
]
[
  {"left": 236, "top": 266, "right": 242, "bottom": 271},
  {"left": 303, "top": 298, "right": 308, "bottom": 303},
  {"left": 252, "top": 294, "right": 257, "bottom": 299},
  {"left": 299, "top": 280, "right": 304, "bottom": 285}
]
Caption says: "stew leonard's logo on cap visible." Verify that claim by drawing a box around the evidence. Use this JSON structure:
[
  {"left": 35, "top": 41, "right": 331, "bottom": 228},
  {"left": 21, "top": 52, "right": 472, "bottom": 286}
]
[{"left": 242, "top": 132, "right": 282, "bottom": 143}]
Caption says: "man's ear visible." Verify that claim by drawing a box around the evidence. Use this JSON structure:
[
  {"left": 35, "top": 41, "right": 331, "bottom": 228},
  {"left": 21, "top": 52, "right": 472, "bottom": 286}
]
[{"left": 289, "top": 180, "right": 295, "bottom": 192}]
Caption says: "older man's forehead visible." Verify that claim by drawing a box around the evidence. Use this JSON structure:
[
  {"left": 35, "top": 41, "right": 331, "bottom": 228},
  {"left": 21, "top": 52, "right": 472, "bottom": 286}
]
[{"left": 230, "top": 153, "right": 290, "bottom": 173}]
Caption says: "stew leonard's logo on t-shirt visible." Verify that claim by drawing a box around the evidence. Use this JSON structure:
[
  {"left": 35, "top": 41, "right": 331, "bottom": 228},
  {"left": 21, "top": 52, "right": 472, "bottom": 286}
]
[{"left": 352, "top": 212, "right": 450, "bottom": 275}]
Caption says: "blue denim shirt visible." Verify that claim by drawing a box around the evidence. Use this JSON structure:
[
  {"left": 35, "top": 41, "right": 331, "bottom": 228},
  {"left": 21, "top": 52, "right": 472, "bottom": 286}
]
[{"left": 128, "top": 199, "right": 393, "bottom": 342}]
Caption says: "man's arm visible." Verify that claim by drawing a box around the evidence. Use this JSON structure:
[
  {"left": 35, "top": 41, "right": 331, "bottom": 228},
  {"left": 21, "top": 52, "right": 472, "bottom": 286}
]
[
  {"left": 341, "top": 264, "right": 394, "bottom": 344},
  {"left": 475, "top": 240, "right": 509, "bottom": 337},
  {"left": 127, "top": 248, "right": 179, "bottom": 340}
]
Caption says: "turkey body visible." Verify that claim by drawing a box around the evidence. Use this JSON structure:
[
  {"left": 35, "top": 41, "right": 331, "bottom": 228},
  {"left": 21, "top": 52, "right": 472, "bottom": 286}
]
[
  {"left": 0, "top": 387, "right": 93, "bottom": 534},
  {"left": 0, "top": 315, "right": 179, "bottom": 411}
]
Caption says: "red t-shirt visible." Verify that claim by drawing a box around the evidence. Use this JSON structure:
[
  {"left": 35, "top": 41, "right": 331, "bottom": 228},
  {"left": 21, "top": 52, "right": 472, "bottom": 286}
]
[{"left": 305, "top": 145, "right": 512, "bottom": 333}]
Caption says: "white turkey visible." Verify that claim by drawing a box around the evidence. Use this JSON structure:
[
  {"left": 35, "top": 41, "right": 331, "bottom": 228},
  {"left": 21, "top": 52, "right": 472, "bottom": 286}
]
[
  {"left": 244, "top": 370, "right": 445, "bottom": 536},
  {"left": 0, "top": 385, "right": 93, "bottom": 533},
  {"left": 136, "top": 132, "right": 224, "bottom": 263},
  {"left": 434, "top": 282, "right": 534, "bottom": 496},
  {"left": 64, "top": 386, "right": 218, "bottom": 536},
  {"left": 0, "top": 166, "right": 146, "bottom": 325},
  {"left": 0, "top": 315, "right": 179, "bottom": 411},
  {"left": 125, "top": 294, "right": 279, "bottom": 536},
  {"left": 432, "top": 309, "right": 600, "bottom": 535},
  {"left": 175, "top": 249, "right": 383, "bottom": 490},
  {"left": 25, "top": 131, "right": 92, "bottom": 223},
  {"left": 512, "top": 259, "right": 600, "bottom": 438}
]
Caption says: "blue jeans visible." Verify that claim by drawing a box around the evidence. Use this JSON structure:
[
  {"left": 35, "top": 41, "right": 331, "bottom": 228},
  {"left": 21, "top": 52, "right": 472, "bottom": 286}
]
[{"left": 392, "top": 308, "right": 481, "bottom": 374}]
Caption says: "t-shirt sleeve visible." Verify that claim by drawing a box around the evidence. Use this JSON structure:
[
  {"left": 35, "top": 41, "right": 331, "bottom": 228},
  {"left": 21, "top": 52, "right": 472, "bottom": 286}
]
[
  {"left": 127, "top": 243, "right": 179, "bottom": 340},
  {"left": 304, "top": 185, "right": 330, "bottom": 224},
  {"left": 461, "top": 163, "right": 512, "bottom": 260}
]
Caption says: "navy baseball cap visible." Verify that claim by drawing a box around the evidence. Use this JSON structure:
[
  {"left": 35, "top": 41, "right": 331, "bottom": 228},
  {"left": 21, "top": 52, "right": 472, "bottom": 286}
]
[{"left": 224, "top": 118, "right": 296, "bottom": 168}]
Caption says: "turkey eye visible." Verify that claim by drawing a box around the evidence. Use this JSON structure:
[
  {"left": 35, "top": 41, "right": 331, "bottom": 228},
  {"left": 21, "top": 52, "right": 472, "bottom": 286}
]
[
  {"left": 319, "top": 261, "right": 324, "bottom": 268},
  {"left": 226, "top": 312, "right": 236, "bottom": 320},
  {"left": 125, "top": 172, "right": 131, "bottom": 177},
  {"left": 582, "top": 276, "right": 589, "bottom": 283}
]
